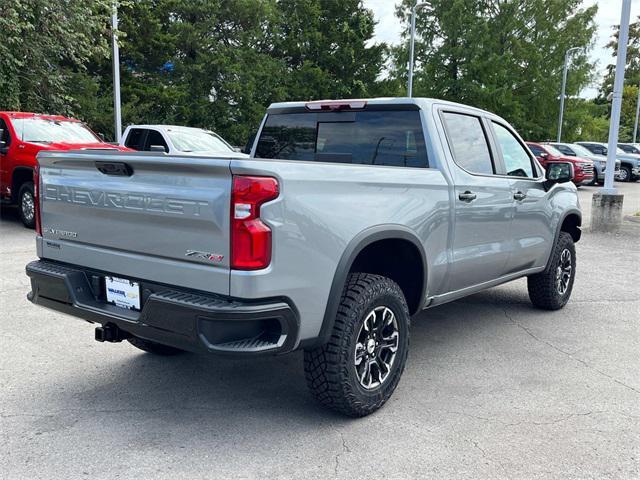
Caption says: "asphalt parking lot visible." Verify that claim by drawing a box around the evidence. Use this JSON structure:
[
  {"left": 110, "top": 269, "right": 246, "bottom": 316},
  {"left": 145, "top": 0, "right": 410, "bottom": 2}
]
[{"left": 1, "top": 183, "right": 639, "bottom": 480}]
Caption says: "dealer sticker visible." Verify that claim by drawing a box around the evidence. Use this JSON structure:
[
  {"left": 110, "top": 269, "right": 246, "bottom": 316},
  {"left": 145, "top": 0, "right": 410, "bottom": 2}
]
[{"left": 105, "top": 276, "right": 141, "bottom": 311}]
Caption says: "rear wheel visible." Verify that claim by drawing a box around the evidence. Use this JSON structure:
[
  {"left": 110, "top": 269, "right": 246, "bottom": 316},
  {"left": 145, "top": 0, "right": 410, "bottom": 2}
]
[
  {"left": 18, "top": 182, "right": 35, "bottom": 229},
  {"left": 127, "top": 336, "right": 185, "bottom": 355},
  {"left": 304, "top": 273, "right": 410, "bottom": 417},
  {"left": 527, "top": 232, "right": 576, "bottom": 310}
]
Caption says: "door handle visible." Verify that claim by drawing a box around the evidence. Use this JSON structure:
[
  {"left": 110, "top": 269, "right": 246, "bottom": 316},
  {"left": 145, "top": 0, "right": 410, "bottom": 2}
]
[
  {"left": 513, "top": 191, "right": 527, "bottom": 201},
  {"left": 458, "top": 191, "right": 477, "bottom": 202}
]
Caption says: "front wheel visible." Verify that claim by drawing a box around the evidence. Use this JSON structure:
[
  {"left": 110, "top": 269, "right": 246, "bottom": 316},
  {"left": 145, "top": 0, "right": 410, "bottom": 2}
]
[
  {"left": 18, "top": 182, "right": 35, "bottom": 229},
  {"left": 527, "top": 232, "right": 576, "bottom": 310},
  {"left": 304, "top": 273, "right": 410, "bottom": 417},
  {"left": 590, "top": 171, "right": 599, "bottom": 186},
  {"left": 617, "top": 166, "right": 631, "bottom": 182}
]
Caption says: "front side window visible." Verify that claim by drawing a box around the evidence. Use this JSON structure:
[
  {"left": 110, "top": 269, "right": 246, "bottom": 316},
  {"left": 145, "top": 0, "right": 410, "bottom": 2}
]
[
  {"left": 528, "top": 144, "right": 545, "bottom": 157},
  {"left": 553, "top": 144, "right": 575, "bottom": 156},
  {"left": 13, "top": 118, "right": 100, "bottom": 144},
  {"left": 492, "top": 122, "right": 535, "bottom": 178},
  {"left": 442, "top": 112, "right": 494, "bottom": 175},
  {"left": 125, "top": 128, "right": 146, "bottom": 150},
  {"left": 144, "top": 130, "right": 168, "bottom": 152},
  {"left": 255, "top": 110, "right": 428, "bottom": 168}
]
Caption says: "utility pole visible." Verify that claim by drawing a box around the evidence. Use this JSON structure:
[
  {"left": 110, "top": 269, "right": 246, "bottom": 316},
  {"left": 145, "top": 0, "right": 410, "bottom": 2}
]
[
  {"left": 603, "top": 0, "right": 631, "bottom": 193},
  {"left": 557, "top": 47, "right": 583, "bottom": 142},
  {"left": 592, "top": 0, "right": 631, "bottom": 232},
  {"left": 633, "top": 86, "right": 640, "bottom": 144},
  {"left": 407, "top": 2, "right": 429, "bottom": 98},
  {"left": 112, "top": 2, "right": 122, "bottom": 143}
]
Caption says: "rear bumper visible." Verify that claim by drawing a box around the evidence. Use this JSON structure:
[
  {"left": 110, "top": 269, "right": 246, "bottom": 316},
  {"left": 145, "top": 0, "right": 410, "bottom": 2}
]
[{"left": 26, "top": 260, "right": 299, "bottom": 356}]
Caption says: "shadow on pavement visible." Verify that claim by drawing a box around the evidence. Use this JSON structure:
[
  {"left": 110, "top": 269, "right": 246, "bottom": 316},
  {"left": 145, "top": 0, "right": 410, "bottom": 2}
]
[{"left": 28, "top": 288, "right": 541, "bottom": 428}]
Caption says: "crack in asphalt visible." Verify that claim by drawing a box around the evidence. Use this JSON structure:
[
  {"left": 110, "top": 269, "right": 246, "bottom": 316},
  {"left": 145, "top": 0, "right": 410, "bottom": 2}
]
[
  {"left": 333, "top": 431, "right": 351, "bottom": 476},
  {"left": 448, "top": 409, "right": 611, "bottom": 428},
  {"left": 502, "top": 308, "right": 640, "bottom": 396}
]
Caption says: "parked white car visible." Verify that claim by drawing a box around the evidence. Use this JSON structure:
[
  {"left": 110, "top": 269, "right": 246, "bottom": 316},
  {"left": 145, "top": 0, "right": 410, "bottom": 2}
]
[{"left": 120, "top": 125, "right": 247, "bottom": 156}]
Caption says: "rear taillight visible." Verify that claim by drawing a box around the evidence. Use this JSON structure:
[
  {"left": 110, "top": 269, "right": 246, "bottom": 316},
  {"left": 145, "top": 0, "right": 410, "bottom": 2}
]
[
  {"left": 34, "top": 163, "right": 41, "bottom": 235},
  {"left": 231, "top": 175, "right": 279, "bottom": 270}
]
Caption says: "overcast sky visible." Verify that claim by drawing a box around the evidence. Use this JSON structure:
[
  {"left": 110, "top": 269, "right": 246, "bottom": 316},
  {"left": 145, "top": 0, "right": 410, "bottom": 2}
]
[{"left": 363, "top": 0, "right": 640, "bottom": 98}]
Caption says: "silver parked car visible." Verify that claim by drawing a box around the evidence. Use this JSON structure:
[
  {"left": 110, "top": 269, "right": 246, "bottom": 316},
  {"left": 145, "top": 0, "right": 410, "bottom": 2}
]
[
  {"left": 576, "top": 141, "right": 640, "bottom": 182},
  {"left": 550, "top": 142, "right": 620, "bottom": 185}
]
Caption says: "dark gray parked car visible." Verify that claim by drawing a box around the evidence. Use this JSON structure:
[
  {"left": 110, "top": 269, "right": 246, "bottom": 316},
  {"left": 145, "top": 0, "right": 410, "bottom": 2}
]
[{"left": 25, "top": 98, "right": 582, "bottom": 416}]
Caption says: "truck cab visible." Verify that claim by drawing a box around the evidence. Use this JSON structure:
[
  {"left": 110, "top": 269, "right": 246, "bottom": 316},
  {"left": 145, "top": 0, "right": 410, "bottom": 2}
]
[{"left": 0, "top": 112, "right": 128, "bottom": 227}]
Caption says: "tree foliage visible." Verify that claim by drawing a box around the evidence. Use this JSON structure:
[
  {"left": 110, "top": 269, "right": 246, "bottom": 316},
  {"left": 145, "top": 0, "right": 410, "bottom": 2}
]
[
  {"left": 80, "top": 0, "right": 385, "bottom": 143},
  {"left": 0, "top": 0, "right": 113, "bottom": 114},
  {"left": 1, "top": 0, "right": 610, "bottom": 145},
  {"left": 390, "top": 0, "right": 598, "bottom": 141},
  {"left": 600, "top": 15, "right": 640, "bottom": 97}
]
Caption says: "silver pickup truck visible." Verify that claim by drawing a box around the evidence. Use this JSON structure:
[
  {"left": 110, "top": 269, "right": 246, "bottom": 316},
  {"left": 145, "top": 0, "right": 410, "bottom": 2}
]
[{"left": 26, "top": 98, "right": 581, "bottom": 417}]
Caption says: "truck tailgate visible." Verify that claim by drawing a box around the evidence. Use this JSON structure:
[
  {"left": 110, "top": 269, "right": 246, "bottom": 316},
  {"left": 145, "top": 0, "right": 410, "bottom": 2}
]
[{"left": 36, "top": 150, "right": 232, "bottom": 295}]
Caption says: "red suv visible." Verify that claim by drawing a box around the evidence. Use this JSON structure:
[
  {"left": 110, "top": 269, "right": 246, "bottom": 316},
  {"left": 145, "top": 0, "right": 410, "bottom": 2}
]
[
  {"left": 526, "top": 142, "right": 594, "bottom": 186},
  {"left": 0, "top": 112, "right": 128, "bottom": 227}
]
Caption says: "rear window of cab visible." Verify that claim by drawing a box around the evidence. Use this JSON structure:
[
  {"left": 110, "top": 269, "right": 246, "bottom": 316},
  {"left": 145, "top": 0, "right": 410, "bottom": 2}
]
[{"left": 255, "top": 110, "right": 429, "bottom": 168}]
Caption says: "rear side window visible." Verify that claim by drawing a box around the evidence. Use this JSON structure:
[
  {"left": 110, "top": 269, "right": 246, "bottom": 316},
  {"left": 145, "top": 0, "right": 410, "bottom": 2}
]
[
  {"left": 442, "top": 112, "right": 494, "bottom": 175},
  {"left": 125, "top": 128, "right": 146, "bottom": 150},
  {"left": 255, "top": 110, "right": 428, "bottom": 168},
  {"left": 144, "top": 130, "right": 168, "bottom": 152}
]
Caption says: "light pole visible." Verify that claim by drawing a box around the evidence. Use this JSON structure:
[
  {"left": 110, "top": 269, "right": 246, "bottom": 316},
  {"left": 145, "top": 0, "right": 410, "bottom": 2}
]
[
  {"left": 633, "top": 86, "right": 640, "bottom": 144},
  {"left": 407, "top": 2, "right": 429, "bottom": 98},
  {"left": 603, "top": 0, "right": 632, "bottom": 193},
  {"left": 111, "top": 2, "right": 122, "bottom": 143},
  {"left": 557, "top": 47, "right": 583, "bottom": 142}
]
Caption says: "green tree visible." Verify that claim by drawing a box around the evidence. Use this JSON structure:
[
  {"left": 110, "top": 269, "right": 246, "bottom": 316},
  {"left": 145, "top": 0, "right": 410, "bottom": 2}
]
[
  {"left": 600, "top": 15, "right": 640, "bottom": 98},
  {"left": 391, "top": 0, "right": 598, "bottom": 141},
  {"left": 83, "top": 0, "right": 386, "bottom": 144},
  {"left": 0, "top": 0, "right": 113, "bottom": 115}
]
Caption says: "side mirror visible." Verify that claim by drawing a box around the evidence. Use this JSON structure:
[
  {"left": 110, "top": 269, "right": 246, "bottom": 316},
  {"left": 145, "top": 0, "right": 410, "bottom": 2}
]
[
  {"left": 540, "top": 152, "right": 549, "bottom": 159},
  {"left": 98, "top": 133, "right": 106, "bottom": 142},
  {"left": 544, "top": 162, "right": 573, "bottom": 191},
  {"left": 149, "top": 145, "right": 167, "bottom": 153}
]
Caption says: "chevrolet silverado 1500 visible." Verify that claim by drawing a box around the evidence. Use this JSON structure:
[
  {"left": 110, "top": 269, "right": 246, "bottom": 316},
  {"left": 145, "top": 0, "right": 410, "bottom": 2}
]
[{"left": 26, "top": 98, "right": 581, "bottom": 416}]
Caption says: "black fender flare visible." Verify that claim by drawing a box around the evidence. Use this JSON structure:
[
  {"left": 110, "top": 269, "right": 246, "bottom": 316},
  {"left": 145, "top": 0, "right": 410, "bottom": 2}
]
[
  {"left": 308, "top": 225, "right": 428, "bottom": 349},
  {"left": 544, "top": 208, "right": 581, "bottom": 272}
]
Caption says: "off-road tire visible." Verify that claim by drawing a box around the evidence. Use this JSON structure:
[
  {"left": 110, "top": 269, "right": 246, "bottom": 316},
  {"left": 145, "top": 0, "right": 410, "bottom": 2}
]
[
  {"left": 18, "top": 182, "right": 35, "bottom": 229},
  {"left": 527, "top": 232, "right": 576, "bottom": 310},
  {"left": 304, "top": 273, "right": 410, "bottom": 417},
  {"left": 127, "top": 336, "right": 185, "bottom": 355}
]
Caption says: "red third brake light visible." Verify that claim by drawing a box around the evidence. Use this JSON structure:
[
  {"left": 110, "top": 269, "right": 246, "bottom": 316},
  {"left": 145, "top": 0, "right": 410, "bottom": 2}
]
[
  {"left": 231, "top": 176, "right": 279, "bottom": 270},
  {"left": 34, "top": 163, "right": 42, "bottom": 236},
  {"left": 305, "top": 100, "right": 367, "bottom": 111}
]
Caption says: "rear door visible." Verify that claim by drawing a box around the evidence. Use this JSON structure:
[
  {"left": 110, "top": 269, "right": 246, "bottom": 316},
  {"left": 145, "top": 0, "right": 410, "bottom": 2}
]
[
  {"left": 37, "top": 150, "right": 232, "bottom": 294},
  {"left": 440, "top": 109, "right": 515, "bottom": 292}
]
